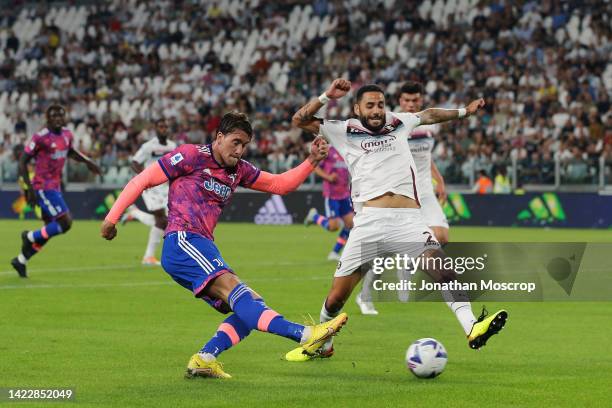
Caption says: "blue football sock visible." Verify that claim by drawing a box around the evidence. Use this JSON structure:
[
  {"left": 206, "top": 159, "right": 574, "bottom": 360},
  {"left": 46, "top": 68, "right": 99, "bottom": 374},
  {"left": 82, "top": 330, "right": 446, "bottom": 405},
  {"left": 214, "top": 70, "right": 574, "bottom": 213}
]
[
  {"left": 200, "top": 314, "right": 251, "bottom": 357},
  {"left": 332, "top": 227, "right": 350, "bottom": 253},
  {"left": 229, "top": 283, "right": 304, "bottom": 342},
  {"left": 313, "top": 214, "right": 331, "bottom": 230},
  {"left": 31, "top": 222, "right": 63, "bottom": 243}
]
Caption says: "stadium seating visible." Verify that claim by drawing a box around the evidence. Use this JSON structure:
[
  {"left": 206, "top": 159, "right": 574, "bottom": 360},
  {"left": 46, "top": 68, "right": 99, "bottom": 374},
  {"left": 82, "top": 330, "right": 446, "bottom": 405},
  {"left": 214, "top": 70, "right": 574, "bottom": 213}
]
[{"left": 0, "top": 0, "right": 609, "bottom": 188}]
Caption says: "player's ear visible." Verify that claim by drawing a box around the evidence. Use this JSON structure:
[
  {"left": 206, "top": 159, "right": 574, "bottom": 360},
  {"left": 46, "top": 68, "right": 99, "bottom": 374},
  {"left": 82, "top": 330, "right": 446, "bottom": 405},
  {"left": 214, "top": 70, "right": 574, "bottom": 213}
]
[
  {"left": 353, "top": 103, "right": 361, "bottom": 116},
  {"left": 215, "top": 131, "right": 224, "bottom": 142}
]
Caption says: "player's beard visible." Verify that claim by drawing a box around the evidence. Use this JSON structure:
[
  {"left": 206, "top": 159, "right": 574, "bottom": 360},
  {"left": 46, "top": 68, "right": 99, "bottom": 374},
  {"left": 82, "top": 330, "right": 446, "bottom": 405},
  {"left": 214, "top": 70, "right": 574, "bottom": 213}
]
[{"left": 359, "top": 114, "right": 385, "bottom": 133}]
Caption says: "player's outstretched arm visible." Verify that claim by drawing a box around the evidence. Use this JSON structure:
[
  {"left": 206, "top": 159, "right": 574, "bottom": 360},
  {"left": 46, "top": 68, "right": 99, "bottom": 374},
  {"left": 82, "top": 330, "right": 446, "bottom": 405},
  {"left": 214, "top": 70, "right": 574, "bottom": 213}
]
[
  {"left": 417, "top": 98, "right": 485, "bottom": 125},
  {"left": 68, "top": 147, "right": 102, "bottom": 175},
  {"left": 250, "top": 137, "right": 329, "bottom": 195},
  {"left": 100, "top": 162, "right": 169, "bottom": 240},
  {"left": 291, "top": 78, "right": 351, "bottom": 135}
]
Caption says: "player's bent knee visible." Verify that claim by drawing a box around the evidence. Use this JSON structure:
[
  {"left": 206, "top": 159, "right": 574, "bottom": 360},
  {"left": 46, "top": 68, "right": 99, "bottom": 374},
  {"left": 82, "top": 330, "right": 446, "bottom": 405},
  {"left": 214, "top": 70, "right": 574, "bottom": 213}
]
[
  {"left": 58, "top": 215, "right": 72, "bottom": 233},
  {"left": 328, "top": 219, "right": 341, "bottom": 231}
]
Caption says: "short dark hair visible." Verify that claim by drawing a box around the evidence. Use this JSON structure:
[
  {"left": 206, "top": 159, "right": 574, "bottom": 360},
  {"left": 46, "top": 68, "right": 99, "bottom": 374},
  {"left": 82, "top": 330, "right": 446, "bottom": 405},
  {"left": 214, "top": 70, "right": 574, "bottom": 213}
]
[
  {"left": 355, "top": 84, "right": 385, "bottom": 103},
  {"left": 400, "top": 81, "right": 424, "bottom": 95},
  {"left": 154, "top": 117, "right": 167, "bottom": 125},
  {"left": 218, "top": 111, "right": 252, "bottom": 137},
  {"left": 46, "top": 103, "right": 65, "bottom": 115}
]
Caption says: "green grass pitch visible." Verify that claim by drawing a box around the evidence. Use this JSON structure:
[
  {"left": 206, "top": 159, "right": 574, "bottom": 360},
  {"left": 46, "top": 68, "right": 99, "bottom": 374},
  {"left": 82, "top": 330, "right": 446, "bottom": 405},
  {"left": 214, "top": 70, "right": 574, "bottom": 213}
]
[{"left": 1, "top": 220, "right": 611, "bottom": 407}]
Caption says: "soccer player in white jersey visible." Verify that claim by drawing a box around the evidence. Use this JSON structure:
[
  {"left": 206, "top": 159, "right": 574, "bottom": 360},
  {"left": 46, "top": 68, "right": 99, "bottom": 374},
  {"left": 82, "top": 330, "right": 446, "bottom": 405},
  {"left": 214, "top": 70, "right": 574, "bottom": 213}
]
[
  {"left": 285, "top": 79, "right": 508, "bottom": 361},
  {"left": 399, "top": 81, "right": 449, "bottom": 243},
  {"left": 128, "top": 118, "right": 177, "bottom": 265},
  {"left": 357, "top": 81, "right": 451, "bottom": 309}
]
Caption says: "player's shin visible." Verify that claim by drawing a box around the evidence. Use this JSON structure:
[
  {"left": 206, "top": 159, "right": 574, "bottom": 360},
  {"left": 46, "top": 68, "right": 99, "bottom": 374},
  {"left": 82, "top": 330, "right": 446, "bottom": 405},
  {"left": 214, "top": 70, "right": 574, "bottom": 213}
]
[
  {"left": 441, "top": 289, "right": 476, "bottom": 335},
  {"left": 144, "top": 226, "right": 163, "bottom": 259},
  {"left": 199, "top": 314, "right": 251, "bottom": 358},
  {"left": 229, "top": 283, "right": 306, "bottom": 343},
  {"left": 29, "top": 221, "right": 63, "bottom": 243},
  {"left": 332, "top": 227, "right": 350, "bottom": 253}
]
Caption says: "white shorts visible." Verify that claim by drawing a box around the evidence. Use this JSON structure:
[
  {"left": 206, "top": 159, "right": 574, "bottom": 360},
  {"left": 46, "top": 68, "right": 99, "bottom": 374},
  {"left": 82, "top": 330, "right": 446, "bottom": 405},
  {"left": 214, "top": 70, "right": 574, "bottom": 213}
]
[
  {"left": 419, "top": 193, "right": 449, "bottom": 229},
  {"left": 335, "top": 207, "right": 440, "bottom": 277},
  {"left": 142, "top": 184, "right": 169, "bottom": 212}
]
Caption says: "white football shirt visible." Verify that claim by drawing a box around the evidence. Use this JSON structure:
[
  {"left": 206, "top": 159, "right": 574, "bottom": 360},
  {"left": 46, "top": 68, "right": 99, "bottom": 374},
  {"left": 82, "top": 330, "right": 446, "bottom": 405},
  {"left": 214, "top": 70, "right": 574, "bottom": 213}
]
[
  {"left": 408, "top": 124, "right": 439, "bottom": 196},
  {"left": 319, "top": 111, "right": 422, "bottom": 206},
  {"left": 132, "top": 137, "right": 177, "bottom": 167}
]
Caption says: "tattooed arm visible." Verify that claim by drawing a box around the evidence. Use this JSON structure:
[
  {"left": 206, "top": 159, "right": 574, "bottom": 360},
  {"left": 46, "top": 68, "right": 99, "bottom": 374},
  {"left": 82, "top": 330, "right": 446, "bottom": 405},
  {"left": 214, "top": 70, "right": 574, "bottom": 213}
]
[
  {"left": 291, "top": 78, "right": 352, "bottom": 135},
  {"left": 416, "top": 98, "right": 485, "bottom": 125}
]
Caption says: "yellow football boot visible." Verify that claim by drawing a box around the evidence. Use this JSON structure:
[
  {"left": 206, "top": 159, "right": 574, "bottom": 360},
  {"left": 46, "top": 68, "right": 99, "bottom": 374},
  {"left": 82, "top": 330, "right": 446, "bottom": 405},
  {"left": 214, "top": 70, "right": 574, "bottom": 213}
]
[
  {"left": 468, "top": 308, "right": 508, "bottom": 349},
  {"left": 185, "top": 354, "right": 231, "bottom": 379}
]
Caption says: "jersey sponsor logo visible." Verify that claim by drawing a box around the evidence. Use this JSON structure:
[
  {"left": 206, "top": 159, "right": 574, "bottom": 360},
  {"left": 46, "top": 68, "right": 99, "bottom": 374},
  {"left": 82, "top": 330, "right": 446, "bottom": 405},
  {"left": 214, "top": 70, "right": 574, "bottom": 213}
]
[
  {"left": 204, "top": 178, "right": 232, "bottom": 200},
  {"left": 50, "top": 150, "right": 68, "bottom": 160},
  {"left": 360, "top": 135, "right": 396, "bottom": 153},
  {"left": 254, "top": 195, "right": 292, "bottom": 225},
  {"left": 170, "top": 153, "right": 184, "bottom": 165}
]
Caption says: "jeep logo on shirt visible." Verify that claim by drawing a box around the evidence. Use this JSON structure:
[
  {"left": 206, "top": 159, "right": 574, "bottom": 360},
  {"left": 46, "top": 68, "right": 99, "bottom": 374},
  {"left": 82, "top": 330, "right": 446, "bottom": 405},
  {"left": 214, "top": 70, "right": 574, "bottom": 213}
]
[
  {"left": 204, "top": 178, "right": 231, "bottom": 200},
  {"left": 51, "top": 150, "right": 68, "bottom": 160},
  {"left": 361, "top": 135, "right": 396, "bottom": 153}
]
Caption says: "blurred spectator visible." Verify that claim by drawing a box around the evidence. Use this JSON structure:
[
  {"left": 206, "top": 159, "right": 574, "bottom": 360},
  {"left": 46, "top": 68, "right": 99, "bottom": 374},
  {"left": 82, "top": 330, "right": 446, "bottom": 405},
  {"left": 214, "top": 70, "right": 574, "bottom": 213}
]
[
  {"left": 0, "top": 0, "right": 608, "bottom": 187},
  {"left": 494, "top": 167, "right": 511, "bottom": 194},
  {"left": 473, "top": 170, "right": 493, "bottom": 194}
]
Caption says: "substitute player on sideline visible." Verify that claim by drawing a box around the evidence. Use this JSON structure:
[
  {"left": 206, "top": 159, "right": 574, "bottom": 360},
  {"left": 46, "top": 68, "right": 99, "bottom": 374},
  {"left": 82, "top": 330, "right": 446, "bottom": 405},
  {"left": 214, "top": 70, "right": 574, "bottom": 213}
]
[
  {"left": 304, "top": 145, "right": 354, "bottom": 262},
  {"left": 101, "top": 112, "right": 348, "bottom": 379},
  {"left": 286, "top": 79, "right": 507, "bottom": 361},
  {"left": 11, "top": 104, "right": 101, "bottom": 278},
  {"left": 128, "top": 118, "right": 176, "bottom": 265}
]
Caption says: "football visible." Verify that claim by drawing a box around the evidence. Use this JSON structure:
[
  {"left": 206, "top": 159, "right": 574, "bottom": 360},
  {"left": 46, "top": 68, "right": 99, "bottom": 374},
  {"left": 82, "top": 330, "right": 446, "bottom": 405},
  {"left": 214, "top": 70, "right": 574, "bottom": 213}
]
[{"left": 406, "top": 338, "right": 448, "bottom": 378}]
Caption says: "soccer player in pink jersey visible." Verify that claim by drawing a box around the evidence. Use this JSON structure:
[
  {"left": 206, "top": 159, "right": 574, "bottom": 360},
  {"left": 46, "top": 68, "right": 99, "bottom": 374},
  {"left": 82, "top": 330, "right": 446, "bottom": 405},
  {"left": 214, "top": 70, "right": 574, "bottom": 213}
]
[
  {"left": 11, "top": 104, "right": 101, "bottom": 278},
  {"left": 100, "top": 112, "right": 348, "bottom": 378},
  {"left": 304, "top": 146, "right": 354, "bottom": 261}
]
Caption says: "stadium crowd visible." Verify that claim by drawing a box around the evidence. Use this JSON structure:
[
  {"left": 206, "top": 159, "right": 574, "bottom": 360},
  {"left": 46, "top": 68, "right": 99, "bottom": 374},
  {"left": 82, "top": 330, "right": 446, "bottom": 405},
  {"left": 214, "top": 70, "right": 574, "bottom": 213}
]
[{"left": 0, "top": 0, "right": 610, "bottom": 187}]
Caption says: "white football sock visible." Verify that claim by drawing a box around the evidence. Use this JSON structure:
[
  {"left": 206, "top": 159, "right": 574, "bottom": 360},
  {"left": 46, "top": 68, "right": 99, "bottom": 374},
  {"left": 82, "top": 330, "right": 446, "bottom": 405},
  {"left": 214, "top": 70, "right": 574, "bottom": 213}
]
[
  {"left": 144, "top": 226, "right": 164, "bottom": 258},
  {"left": 197, "top": 352, "right": 216, "bottom": 362},
  {"left": 359, "top": 269, "right": 376, "bottom": 301},
  {"left": 131, "top": 207, "right": 155, "bottom": 227},
  {"left": 320, "top": 300, "right": 339, "bottom": 323}
]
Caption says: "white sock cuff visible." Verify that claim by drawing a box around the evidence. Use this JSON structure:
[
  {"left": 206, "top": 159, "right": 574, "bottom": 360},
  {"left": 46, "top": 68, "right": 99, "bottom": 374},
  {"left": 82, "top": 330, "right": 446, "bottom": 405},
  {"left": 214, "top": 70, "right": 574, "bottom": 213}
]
[{"left": 320, "top": 300, "right": 339, "bottom": 322}]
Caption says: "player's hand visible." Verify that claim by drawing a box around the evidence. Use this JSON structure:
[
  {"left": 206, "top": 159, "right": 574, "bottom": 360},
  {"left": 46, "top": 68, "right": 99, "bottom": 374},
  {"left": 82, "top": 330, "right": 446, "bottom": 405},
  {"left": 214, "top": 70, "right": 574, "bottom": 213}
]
[
  {"left": 100, "top": 220, "right": 117, "bottom": 240},
  {"left": 325, "top": 78, "right": 351, "bottom": 100},
  {"left": 308, "top": 136, "right": 329, "bottom": 165},
  {"left": 328, "top": 173, "right": 338, "bottom": 183},
  {"left": 87, "top": 161, "right": 102, "bottom": 176},
  {"left": 435, "top": 182, "right": 447, "bottom": 204},
  {"left": 466, "top": 98, "right": 485, "bottom": 116}
]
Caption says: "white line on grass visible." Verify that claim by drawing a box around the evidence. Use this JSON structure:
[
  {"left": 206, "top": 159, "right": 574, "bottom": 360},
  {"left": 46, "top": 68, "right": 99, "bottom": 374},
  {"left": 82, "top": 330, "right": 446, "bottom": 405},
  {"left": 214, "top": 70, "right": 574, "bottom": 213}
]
[
  {"left": 0, "top": 275, "right": 331, "bottom": 291},
  {"left": 0, "top": 260, "right": 330, "bottom": 277}
]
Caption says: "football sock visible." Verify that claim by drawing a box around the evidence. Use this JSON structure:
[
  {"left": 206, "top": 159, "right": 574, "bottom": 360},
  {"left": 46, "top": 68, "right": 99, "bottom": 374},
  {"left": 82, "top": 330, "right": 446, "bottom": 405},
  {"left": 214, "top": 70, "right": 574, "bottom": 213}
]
[
  {"left": 29, "top": 222, "right": 62, "bottom": 244},
  {"left": 442, "top": 290, "right": 476, "bottom": 335},
  {"left": 144, "top": 226, "right": 164, "bottom": 258},
  {"left": 332, "top": 227, "right": 350, "bottom": 253},
  {"left": 229, "top": 283, "right": 305, "bottom": 342},
  {"left": 313, "top": 214, "right": 330, "bottom": 230},
  {"left": 359, "top": 268, "right": 376, "bottom": 301},
  {"left": 200, "top": 314, "right": 251, "bottom": 357},
  {"left": 320, "top": 300, "right": 339, "bottom": 323}
]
